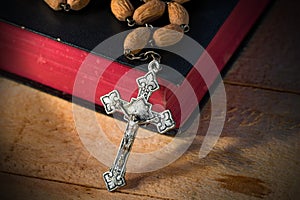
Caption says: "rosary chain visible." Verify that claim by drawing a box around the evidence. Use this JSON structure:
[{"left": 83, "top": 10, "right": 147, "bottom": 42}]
[{"left": 124, "top": 50, "right": 161, "bottom": 63}]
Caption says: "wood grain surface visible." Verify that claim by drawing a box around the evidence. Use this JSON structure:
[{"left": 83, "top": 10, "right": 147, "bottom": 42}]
[{"left": 0, "top": 0, "right": 299, "bottom": 199}]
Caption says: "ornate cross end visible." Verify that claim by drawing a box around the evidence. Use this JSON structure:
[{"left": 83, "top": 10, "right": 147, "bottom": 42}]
[
  {"left": 154, "top": 110, "right": 175, "bottom": 134},
  {"left": 100, "top": 90, "right": 121, "bottom": 114},
  {"left": 137, "top": 71, "right": 159, "bottom": 101},
  {"left": 103, "top": 170, "right": 126, "bottom": 192}
]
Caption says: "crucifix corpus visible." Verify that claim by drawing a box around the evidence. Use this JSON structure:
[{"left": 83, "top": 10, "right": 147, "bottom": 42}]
[{"left": 100, "top": 59, "right": 175, "bottom": 192}]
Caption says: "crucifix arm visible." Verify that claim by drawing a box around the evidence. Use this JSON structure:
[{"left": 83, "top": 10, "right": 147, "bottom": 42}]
[{"left": 100, "top": 90, "right": 131, "bottom": 118}]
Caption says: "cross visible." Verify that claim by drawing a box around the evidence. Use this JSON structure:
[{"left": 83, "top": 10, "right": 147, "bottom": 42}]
[{"left": 100, "top": 60, "right": 175, "bottom": 192}]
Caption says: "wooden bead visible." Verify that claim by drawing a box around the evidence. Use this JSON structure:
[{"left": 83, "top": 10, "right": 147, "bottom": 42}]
[
  {"left": 111, "top": 0, "right": 134, "bottom": 21},
  {"left": 67, "top": 0, "right": 90, "bottom": 11},
  {"left": 168, "top": 1, "right": 189, "bottom": 25},
  {"left": 44, "top": 0, "right": 65, "bottom": 11},
  {"left": 124, "top": 27, "right": 151, "bottom": 54},
  {"left": 133, "top": 0, "right": 165, "bottom": 25},
  {"left": 44, "top": 0, "right": 90, "bottom": 11},
  {"left": 153, "top": 24, "right": 184, "bottom": 47}
]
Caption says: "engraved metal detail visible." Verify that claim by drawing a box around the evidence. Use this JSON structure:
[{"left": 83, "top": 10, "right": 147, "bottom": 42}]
[
  {"left": 100, "top": 60, "right": 175, "bottom": 192},
  {"left": 101, "top": 90, "right": 121, "bottom": 114},
  {"left": 137, "top": 71, "right": 159, "bottom": 100}
]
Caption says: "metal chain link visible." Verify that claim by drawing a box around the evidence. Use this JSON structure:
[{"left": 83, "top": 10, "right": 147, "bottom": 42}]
[
  {"left": 124, "top": 50, "right": 161, "bottom": 63},
  {"left": 60, "top": 3, "right": 70, "bottom": 11}
]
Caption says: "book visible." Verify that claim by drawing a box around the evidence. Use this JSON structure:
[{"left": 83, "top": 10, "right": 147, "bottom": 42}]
[{"left": 0, "top": 0, "right": 271, "bottom": 131}]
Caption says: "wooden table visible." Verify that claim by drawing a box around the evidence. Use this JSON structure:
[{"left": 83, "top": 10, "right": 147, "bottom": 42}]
[{"left": 0, "top": 0, "right": 299, "bottom": 199}]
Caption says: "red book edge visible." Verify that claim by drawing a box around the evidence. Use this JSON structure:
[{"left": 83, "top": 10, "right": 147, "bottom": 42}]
[{"left": 0, "top": 0, "right": 270, "bottom": 128}]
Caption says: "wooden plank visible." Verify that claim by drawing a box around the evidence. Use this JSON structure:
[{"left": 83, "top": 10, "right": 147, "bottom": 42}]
[
  {"left": 1, "top": 1, "right": 300, "bottom": 199},
  {"left": 0, "top": 172, "right": 158, "bottom": 200},
  {"left": 224, "top": 0, "right": 300, "bottom": 94},
  {"left": 0, "top": 77, "right": 299, "bottom": 199}
]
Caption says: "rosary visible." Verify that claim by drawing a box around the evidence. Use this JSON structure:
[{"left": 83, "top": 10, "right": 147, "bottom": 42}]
[{"left": 44, "top": 0, "right": 190, "bottom": 192}]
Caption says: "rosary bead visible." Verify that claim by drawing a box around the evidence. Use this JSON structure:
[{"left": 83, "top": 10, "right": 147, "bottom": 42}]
[
  {"left": 153, "top": 24, "right": 184, "bottom": 47},
  {"left": 111, "top": 0, "right": 135, "bottom": 21},
  {"left": 124, "top": 27, "right": 151, "bottom": 54},
  {"left": 168, "top": 1, "right": 189, "bottom": 26},
  {"left": 44, "top": 0, "right": 66, "bottom": 10},
  {"left": 67, "top": 0, "right": 90, "bottom": 11},
  {"left": 44, "top": 0, "right": 90, "bottom": 11},
  {"left": 133, "top": 0, "right": 165, "bottom": 25}
]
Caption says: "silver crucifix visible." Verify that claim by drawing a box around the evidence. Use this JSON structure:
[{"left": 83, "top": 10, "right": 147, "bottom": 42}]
[{"left": 100, "top": 59, "right": 175, "bottom": 192}]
